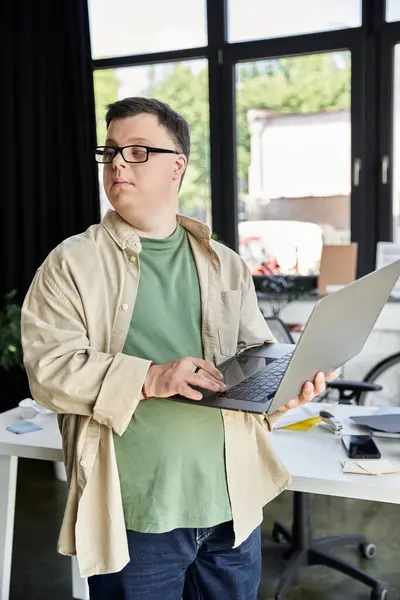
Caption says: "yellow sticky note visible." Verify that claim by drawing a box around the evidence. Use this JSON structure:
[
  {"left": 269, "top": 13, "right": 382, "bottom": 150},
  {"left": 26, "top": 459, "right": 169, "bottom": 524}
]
[{"left": 282, "top": 417, "right": 322, "bottom": 431}]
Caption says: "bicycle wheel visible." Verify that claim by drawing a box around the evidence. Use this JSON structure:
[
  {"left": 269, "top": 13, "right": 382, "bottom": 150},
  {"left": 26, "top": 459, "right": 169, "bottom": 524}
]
[{"left": 358, "top": 352, "right": 400, "bottom": 407}]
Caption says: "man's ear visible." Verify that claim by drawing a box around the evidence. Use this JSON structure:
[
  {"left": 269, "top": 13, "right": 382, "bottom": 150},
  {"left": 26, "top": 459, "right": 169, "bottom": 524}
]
[{"left": 173, "top": 155, "right": 187, "bottom": 182}]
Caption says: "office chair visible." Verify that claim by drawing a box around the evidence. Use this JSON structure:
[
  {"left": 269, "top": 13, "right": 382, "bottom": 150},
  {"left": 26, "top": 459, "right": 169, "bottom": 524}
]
[
  {"left": 264, "top": 316, "right": 382, "bottom": 402},
  {"left": 259, "top": 273, "right": 383, "bottom": 404},
  {"left": 264, "top": 316, "right": 295, "bottom": 345},
  {"left": 263, "top": 316, "right": 387, "bottom": 600}
]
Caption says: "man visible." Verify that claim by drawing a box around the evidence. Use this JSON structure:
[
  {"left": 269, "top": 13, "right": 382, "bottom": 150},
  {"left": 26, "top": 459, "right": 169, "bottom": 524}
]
[{"left": 22, "top": 97, "right": 334, "bottom": 600}]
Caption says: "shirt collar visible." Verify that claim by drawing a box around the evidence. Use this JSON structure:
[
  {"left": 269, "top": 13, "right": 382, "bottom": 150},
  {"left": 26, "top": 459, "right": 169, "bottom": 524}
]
[{"left": 101, "top": 209, "right": 212, "bottom": 250}]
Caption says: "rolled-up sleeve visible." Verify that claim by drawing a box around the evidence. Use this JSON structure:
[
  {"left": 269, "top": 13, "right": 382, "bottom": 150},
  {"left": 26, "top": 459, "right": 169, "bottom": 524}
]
[{"left": 22, "top": 268, "right": 151, "bottom": 436}]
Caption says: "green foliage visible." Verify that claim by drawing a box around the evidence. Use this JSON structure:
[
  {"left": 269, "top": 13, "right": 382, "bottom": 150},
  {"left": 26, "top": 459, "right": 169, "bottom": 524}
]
[
  {"left": 236, "top": 53, "right": 351, "bottom": 190},
  {"left": 0, "top": 291, "right": 23, "bottom": 371},
  {"left": 92, "top": 52, "right": 350, "bottom": 216},
  {"left": 142, "top": 52, "right": 350, "bottom": 203},
  {"left": 143, "top": 63, "right": 211, "bottom": 216},
  {"left": 93, "top": 69, "right": 120, "bottom": 144}
]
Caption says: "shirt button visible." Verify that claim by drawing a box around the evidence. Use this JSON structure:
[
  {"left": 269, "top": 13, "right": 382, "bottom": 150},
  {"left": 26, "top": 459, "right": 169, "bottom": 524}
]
[
  {"left": 129, "top": 256, "right": 136, "bottom": 263},
  {"left": 80, "top": 459, "right": 86, "bottom": 468},
  {"left": 121, "top": 303, "right": 129, "bottom": 310},
  {"left": 135, "top": 242, "right": 141, "bottom": 249}
]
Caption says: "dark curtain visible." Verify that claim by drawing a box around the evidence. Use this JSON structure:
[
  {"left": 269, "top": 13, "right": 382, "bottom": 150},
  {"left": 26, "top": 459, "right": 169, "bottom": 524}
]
[
  {"left": 1, "top": 0, "right": 100, "bottom": 409},
  {"left": 2, "top": 0, "right": 100, "bottom": 302}
]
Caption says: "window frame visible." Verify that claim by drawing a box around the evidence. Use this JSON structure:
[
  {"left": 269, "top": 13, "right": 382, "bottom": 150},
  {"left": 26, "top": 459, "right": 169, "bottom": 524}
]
[{"left": 91, "top": 0, "right": 396, "bottom": 278}]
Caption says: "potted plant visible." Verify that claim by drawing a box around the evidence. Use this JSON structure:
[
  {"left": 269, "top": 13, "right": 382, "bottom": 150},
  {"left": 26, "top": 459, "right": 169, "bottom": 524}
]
[{"left": 0, "top": 291, "right": 30, "bottom": 411}]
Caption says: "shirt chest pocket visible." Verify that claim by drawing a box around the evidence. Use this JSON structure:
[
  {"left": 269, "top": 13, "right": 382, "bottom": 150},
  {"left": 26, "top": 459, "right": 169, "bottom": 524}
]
[{"left": 217, "top": 290, "right": 242, "bottom": 357}]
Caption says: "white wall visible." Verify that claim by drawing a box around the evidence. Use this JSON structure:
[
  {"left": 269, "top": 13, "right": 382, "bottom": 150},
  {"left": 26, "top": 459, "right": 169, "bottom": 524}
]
[{"left": 248, "top": 110, "right": 350, "bottom": 201}]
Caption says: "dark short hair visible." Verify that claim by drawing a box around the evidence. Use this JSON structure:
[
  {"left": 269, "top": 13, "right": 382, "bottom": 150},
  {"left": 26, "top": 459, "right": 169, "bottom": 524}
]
[{"left": 105, "top": 97, "right": 190, "bottom": 163}]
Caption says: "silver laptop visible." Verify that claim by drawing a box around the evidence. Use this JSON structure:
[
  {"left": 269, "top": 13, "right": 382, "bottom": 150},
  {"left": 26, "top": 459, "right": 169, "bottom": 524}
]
[{"left": 174, "top": 259, "right": 400, "bottom": 414}]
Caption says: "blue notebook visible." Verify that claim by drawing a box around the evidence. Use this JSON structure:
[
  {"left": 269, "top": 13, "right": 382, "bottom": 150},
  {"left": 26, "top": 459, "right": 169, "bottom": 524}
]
[{"left": 6, "top": 422, "right": 43, "bottom": 434}]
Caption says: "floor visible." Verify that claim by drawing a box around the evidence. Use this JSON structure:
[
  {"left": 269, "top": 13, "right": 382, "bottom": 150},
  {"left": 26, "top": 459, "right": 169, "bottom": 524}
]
[{"left": 9, "top": 458, "right": 400, "bottom": 600}]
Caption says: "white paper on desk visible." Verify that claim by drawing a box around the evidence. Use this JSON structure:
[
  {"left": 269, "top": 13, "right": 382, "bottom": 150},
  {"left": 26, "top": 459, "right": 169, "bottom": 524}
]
[{"left": 342, "top": 459, "right": 400, "bottom": 475}]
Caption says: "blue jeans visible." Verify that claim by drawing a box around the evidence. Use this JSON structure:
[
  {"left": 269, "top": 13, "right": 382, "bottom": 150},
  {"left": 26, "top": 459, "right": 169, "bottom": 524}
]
[{"left": 88, "top": 520, "right": 261, "bottom": 600}]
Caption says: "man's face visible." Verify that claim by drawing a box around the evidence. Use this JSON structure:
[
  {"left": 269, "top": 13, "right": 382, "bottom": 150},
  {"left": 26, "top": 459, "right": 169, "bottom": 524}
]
[{"left": 103, "top": 113, "right": 186, "bottom": 227}]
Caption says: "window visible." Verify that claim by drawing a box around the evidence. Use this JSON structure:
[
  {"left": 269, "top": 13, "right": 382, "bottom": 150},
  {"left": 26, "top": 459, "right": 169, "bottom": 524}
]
[
  {"left": 88, "top": 0, "right": 207, "bottom": 59},
  {"left": 387, "top": 0, "right": 400, "bottom": 22},
  {"left": 393, "top": 45, "right": 400, "bottom": 242},
  {"left": 228, "top": 0, "right": 361, "bottom": 43},
  {"left": 91, "top": 1, "right": 397, "bottom": 276},
  {"left": 235, "top": 52, "right": 351, "bottom": 276},
  {"left": 93, "top": 61, "right": 211, "bottom": 225}
]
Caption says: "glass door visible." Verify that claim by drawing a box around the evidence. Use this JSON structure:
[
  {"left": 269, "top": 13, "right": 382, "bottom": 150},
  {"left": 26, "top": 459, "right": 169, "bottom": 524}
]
[
  {"left": 392, "top": 44, "right": 400, "bottom": 242},
  {"left": 234, "top": 51, "right": 352, "bottom": 276}
]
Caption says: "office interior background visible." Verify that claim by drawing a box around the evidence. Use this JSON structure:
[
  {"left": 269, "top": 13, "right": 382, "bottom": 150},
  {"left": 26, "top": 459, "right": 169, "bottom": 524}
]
[{"left": 3, "top": 0, "right": 400, "bottom": 598}]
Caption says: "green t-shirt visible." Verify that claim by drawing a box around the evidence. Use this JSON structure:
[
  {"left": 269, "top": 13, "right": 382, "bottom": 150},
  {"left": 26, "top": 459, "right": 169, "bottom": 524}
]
[{"left": 113, "top": 224, "right": 232, "bottom": 533}]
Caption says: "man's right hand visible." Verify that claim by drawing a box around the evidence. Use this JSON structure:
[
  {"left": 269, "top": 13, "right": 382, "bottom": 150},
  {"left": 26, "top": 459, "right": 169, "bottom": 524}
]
[{"left": 143, "top": 358, "right": 227, "bottom": 401}]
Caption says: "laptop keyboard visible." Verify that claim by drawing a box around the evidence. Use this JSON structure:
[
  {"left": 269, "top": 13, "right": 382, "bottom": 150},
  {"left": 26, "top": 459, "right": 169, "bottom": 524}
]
[{"left": 222, "top": 351, "right": 294, "bottom": 403}]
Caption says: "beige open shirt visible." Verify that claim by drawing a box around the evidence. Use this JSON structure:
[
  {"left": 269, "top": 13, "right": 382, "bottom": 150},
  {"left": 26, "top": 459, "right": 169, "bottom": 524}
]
[{"left": 21, "top": 210, "right": 291, "bottom": 578}]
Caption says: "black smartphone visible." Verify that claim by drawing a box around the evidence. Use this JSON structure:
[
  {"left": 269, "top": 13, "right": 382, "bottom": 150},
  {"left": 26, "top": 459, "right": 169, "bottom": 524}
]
[{"left": 341, "top": 435, "right": 381, "bottom": 459}]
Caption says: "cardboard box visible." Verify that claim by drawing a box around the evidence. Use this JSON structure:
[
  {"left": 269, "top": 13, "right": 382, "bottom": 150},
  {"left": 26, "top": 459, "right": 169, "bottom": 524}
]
[{"left": 318, "top": 244, "right": 358, "bottom": 296}]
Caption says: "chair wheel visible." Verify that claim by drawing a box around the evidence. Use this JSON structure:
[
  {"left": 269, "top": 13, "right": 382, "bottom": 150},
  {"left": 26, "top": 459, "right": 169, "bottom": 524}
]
[
  {"left": 360, "top": 542, "right": 377, "bottom": 559},
  {"left": 272, "top": 525, "right": 286, "bottom": 544},
  {"left": 371, "top": 588, "right": 388, "bottom": 600}
]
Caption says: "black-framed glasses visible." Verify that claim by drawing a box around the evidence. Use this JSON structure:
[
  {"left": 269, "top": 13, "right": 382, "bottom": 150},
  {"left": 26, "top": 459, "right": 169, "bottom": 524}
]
[{"left": 94, "top": 145, "right": 180, "bottom": 164}]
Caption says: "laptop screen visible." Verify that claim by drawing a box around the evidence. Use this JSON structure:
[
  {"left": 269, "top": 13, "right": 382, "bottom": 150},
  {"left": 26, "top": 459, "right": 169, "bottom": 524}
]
[{"left": 218, "top": 355, "right": 272, "bottom": 390}]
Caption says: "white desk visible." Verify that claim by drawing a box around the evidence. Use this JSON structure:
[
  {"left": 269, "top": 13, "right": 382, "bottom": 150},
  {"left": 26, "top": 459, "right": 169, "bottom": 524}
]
[
  {"left": 271, "top": 405, "right": 400, "bottom": 505},
  {"left": 0, "top": 409, "right": 88, "bottom": 600},
  {"left": 1, "top": 405, "right": 399, "bottom": 600}
]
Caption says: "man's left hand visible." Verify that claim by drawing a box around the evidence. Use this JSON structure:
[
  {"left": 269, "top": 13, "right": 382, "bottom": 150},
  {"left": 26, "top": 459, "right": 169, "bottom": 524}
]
[{"left": 277, "top": 370, "right": 340, "bottom": 413}]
